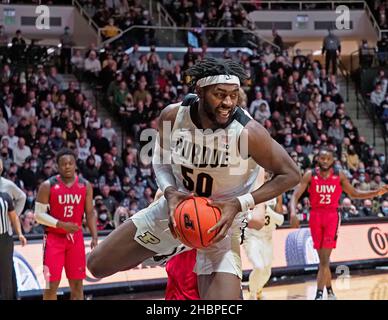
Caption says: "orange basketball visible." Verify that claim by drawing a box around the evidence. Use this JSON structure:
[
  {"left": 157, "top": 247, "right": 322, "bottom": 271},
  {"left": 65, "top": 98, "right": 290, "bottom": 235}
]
[{"left": 174, "top": 197, "right": 221, "bottom": 249}]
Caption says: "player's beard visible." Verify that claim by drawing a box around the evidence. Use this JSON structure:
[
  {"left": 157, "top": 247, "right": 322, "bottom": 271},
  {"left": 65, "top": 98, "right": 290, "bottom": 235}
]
[{"left": 203, "top": 101, "right": 235, "bottom": 128}]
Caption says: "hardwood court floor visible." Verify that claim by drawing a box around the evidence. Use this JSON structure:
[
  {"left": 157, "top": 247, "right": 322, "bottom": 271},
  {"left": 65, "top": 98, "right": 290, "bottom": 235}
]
[
  {"left": 245, "top": 272, "right": 388, "bottom": 300},
  {"left": 93, "top": 270, "right": 388, "bottom": 300}
]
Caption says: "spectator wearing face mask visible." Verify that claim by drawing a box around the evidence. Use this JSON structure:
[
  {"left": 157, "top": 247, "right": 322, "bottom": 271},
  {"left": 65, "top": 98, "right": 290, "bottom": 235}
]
[
  {"left": 113, "top": 206, "right": 130, "bottom": 228},
  {"left": 95, "top": 197, "right": 114, "bottom": 231},
  {"left": 357, "top": 171, "right": 371, "bottom": 191},
  {"left": 379, "top": 201, "right": 388, "bottom": 217}
]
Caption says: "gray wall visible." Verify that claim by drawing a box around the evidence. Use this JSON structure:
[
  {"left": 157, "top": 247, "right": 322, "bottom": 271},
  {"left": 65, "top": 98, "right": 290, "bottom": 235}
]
[
  {"left": 0, "top": 4, "right": 74, "bottom": 37},
  {"left": 0, "top": 4, "right": 97, "bottom": 47},
  {"left": 73, "top": 7, "right": 99, "bottom": 48},
  {"left": 248, "top": 10, "right": 378, "bottom": 42}
]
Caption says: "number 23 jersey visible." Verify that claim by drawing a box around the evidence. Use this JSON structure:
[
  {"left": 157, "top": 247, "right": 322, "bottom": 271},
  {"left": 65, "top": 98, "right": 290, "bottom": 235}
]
[
  {"left": 47, "top": 175, "right": 87, "bottom": 234},
  {"left": 308, "top": 168, "right": 342, "bottom": 212}
]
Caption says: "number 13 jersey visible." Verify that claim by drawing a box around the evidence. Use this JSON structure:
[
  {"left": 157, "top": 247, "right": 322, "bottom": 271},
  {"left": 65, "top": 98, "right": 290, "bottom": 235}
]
[
  {"left": 308, "top": 168, "right": 342, "bottom": 212},
  {"left": 170, "top": 101, "right": 260, "bottom": 201},
  {"left": 47, "top": 175, "right": 87, "bottom": 234}
]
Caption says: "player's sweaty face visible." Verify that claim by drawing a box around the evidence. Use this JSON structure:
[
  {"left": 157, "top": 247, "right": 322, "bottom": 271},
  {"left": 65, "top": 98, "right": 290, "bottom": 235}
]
[
  {"left": 58, "top": 155, "right": 76, "bottom": 178},
  {"left": 204, "top": 84, "right": 239, "bottom": 126},
  {"left": 318, "top": 152, "right": 334, "bottom": 171}
]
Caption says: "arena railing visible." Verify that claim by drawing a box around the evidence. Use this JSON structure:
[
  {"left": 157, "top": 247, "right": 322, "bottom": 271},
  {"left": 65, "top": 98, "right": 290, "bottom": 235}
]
[
  {"left": 349, "top": 47, "right": 388, "bottom": 159},
  {"left": 156, "top": 1, "right": 176, "bottom": 28},
  {"left": 72, "top": 0, "right": 114, "bottom": 45},
  {"left": 238, "top": 0, "right": 365, "bottom": 11},
  {"left": 239, "top": 1, "right": 384, "bottom": 40},
  {"left": 337, "top": 58, "right": 350, "bottom": 102},
  {"left": 354, "top": 78, "right": 388, "bottom": 158},
  {"left": 100, "top": 25, "right": 280, "bottom": 52}
]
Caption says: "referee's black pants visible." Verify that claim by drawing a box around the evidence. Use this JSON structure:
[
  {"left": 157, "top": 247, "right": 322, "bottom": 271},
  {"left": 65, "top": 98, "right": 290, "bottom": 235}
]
[
  {"left": 0, "top": 233, "right": 14, "bottom": 300},
  {"left": 325, "top": 50, "right": 338, "bottom": 75}
]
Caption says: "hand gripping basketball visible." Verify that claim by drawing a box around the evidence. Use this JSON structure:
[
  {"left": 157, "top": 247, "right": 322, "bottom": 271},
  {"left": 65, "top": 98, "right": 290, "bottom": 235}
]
[
  {"left": 173, "top": 196, "right": 222, "bottom": 249},
  {"left": 164, "top": 187, "right": 195, "bottom": 238},
  {"left": 207, "top": 198, "right": 242, "bottom": 245}
]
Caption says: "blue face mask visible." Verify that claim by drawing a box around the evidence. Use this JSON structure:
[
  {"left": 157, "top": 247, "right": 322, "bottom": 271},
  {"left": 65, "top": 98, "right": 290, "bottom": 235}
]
[{"left": 383, "top": 207, "right": 388, "bottom": 215}]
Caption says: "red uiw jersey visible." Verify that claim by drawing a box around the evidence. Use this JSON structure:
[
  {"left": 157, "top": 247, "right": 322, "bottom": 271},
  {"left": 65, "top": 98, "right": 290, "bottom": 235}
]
[
  {"left": 308, "top": 168, "right": 343, "bottom": 211},
  {"left": 46, "top": 175, "right": 87, "bottom": 234}
]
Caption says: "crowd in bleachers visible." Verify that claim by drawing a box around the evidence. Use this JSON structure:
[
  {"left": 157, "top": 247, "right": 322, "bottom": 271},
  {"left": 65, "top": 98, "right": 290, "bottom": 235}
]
[
  {"left": 77, "top": 0, "right": 156, "bottom": 44},
  {"left": 0, "top": 45, "right": 159, "bottom": 234},
  {"left": 0, "top": 2, "right": 387, "bottom": 236},
  {"left": 77, "top": 39, "right": 387, "bottom": 225},
  {"left": 3, "top": 50, "right": 387, "bottom": 234},
  {"left": 367, "top": 0, "right": 388, "bottom": 29}
]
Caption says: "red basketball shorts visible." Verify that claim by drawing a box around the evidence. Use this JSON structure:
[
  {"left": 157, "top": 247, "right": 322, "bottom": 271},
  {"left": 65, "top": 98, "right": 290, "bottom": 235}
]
[
  {"left": 165, "top": 249, "right": 199, "bottom": 300},
  {"left": 309, "top": 209, "right": 341, "bottom": 249},
  {"left": 43, "top": 230, "right": 86, "bottom": 283}
]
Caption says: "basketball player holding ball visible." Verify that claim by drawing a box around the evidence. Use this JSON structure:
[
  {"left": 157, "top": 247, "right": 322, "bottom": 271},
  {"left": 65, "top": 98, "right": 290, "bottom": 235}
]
[
  {"left": 35, "top": 148, "right": 98, "bottom": 300},
  {"left": 87, "top": 58, "right": 300, "bottom": 299},
  {"left": 290, "top": 148, "right": 388, "bottom": 300}
]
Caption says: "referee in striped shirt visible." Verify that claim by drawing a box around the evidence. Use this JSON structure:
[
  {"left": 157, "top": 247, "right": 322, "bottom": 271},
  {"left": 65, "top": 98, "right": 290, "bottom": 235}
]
[
  {"left": 0, "top": 159, "right": 27, "bottom": 300},
  {"left": 0, "top": 192, "right": 27, "bottom": 300}
]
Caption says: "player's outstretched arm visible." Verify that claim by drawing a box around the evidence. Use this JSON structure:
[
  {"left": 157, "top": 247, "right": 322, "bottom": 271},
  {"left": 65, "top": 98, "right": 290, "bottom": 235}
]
[
  {"left": 289, "top": 170, "right": 312, "bottom": 228},
  {"left": 35, "top": 181, "right": 79, "bottom": 233},
  {"left": 340, "top": 172, "right": 388, "bottom": 199},
  {"left": 209, "top": 121, "right": 301, "bottom": 243},
  {"left": 85, "top": 182, "right": 98, "bottom": 249},
  {"left": 247, "top": 120, "right": 301, "bottom": 207}
]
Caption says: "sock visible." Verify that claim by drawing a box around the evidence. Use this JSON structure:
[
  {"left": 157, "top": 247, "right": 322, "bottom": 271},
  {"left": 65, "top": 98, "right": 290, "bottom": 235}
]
[
  {"left": 315, "top": 289, "right": 323, "bottom": 299},
  {"left": 326, "top": 287, "right": 334, "bottom": 295}
]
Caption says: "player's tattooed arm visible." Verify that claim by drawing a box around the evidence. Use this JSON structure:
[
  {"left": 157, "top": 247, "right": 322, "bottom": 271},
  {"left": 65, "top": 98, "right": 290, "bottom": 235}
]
[
  {"left": 340, "top": 171, "right": 388, "bottom": 199},
  {"left": 85, "top": 182, "right": 98, "bottom": 249},
  {"left": 245, "top": 120, "right": 301, "bottom": 206},
  {"left": 289, "top": 170, "right": 312, "bottom": 228}
]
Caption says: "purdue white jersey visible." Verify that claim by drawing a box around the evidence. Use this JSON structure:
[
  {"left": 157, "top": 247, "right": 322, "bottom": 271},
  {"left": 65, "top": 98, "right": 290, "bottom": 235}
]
[
  {"left": 170, "top": 100, "right": 259, "bottom": 201},
  {"left": 261, "top": 205, "right": 284, "bottom": 234}
]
